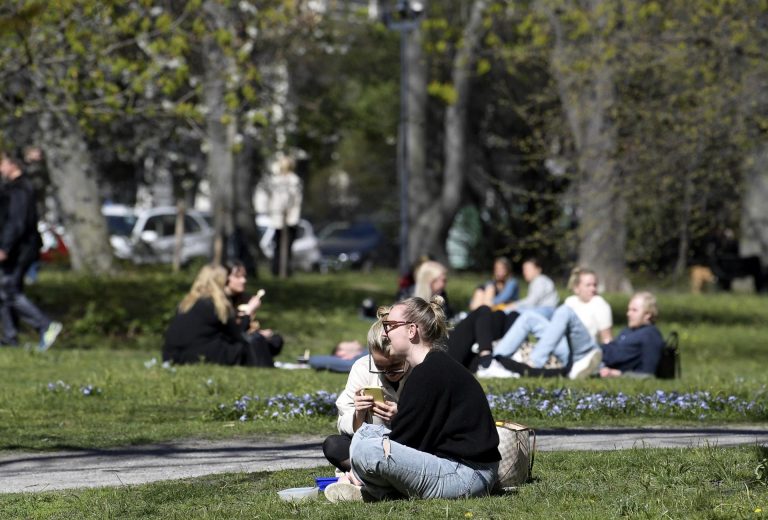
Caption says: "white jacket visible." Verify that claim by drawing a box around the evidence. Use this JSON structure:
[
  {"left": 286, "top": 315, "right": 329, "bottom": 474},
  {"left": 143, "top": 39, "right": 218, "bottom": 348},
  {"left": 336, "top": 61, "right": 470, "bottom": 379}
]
[{"left": 336, "top": 355, "right": 410, "bottom": 435}]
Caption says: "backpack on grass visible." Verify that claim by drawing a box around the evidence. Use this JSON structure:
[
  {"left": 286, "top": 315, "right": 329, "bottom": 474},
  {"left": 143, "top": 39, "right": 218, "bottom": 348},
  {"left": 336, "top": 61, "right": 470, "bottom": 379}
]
[
  {"left": 655, "top": 331, "right": 680, "bottom": 379},
  {"left": 494, "top": 421, "right": 535, "bottom": 491}
]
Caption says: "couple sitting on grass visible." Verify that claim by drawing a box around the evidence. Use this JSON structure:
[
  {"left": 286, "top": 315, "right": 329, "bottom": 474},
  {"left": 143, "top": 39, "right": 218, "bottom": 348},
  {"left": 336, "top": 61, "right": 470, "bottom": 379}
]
[
  {"left": 162, "top": 262, "right": 282, "bottom": 368},
  {"left": 323, "top": 295, "right": 501, "bottom": 502}
]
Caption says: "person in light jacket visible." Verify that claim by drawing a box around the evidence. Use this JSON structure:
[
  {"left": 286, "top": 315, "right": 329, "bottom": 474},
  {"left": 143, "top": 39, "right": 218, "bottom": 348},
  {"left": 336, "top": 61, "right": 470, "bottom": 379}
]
[{"left": 322, "top": 312, "right": 411, "bottom": 472}]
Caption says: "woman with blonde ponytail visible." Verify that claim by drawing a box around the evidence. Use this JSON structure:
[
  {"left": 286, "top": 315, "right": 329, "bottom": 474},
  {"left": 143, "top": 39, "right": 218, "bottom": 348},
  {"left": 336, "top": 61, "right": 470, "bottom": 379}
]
[
  {"left": 163, "top": 264, "right": 272, "bottom": 367},
  {"left": 324, "top": 295, "right": 500, "bottom": 503}
]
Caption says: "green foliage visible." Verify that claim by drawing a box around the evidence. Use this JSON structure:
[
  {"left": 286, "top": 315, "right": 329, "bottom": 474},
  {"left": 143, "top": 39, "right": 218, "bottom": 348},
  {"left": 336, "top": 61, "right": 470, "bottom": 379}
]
[{"left": 427, "top": 81, "right": 458, "bottom": 104}]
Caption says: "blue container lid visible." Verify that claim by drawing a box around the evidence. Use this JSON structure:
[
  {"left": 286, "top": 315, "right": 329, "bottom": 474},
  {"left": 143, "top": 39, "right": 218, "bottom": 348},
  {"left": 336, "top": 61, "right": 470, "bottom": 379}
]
[{"left": 314, "top": 477, "right": 339, "bottom": 491}]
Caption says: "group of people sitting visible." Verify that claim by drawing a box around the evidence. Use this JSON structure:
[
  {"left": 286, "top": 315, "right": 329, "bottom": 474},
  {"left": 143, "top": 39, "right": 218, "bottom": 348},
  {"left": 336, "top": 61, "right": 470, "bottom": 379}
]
[
  {"left": 162, "top": 257, "right": 666, "bottom": 382},
  {"left": 406, "top": 257, "right": 665, "bottom": 380},
  {"left": 318, "top": 259, "right": 666, "bottom": 502},
  {"left": 160, "top": 258, "right": 668, "bottom": 502}
]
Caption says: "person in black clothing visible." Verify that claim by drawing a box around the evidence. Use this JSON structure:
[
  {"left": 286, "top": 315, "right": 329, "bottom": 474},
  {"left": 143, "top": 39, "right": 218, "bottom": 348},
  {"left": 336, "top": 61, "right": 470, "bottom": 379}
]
[
  {"left": 163, "top": 264, "right": 272, "bottom": 367},
  {"left": 324, "top": 295, "right": 500, "bottom": 502},
  {"left": 445, "top": 305, "right": 519, "bottom": 371},
  {"left": 0, "top": 149, "right": 62, "bottom": 350},
  {"left": 223, "top": 260, "right": 282, "bottom": 366}
]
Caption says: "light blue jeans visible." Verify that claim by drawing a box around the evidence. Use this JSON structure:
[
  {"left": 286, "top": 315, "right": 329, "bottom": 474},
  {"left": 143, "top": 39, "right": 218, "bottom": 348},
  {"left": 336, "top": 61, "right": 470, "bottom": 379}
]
[
  {"left": 349, "top": 424, "right": 498, "bottom": 500},
  {"left": 494, "top": 306, "right": 596, "bottom": 368},
  {"left": 514, "top": 305, "right": 556, "bottom": 320}
]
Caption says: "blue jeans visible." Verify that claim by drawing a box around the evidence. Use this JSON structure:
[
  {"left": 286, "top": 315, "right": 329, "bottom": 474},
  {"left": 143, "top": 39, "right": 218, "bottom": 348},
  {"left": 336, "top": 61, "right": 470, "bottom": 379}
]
[
  {"left": 1, "top": 262, "right": 50, "bottom": 344},
  {"left": 308, "top": 353, "right": 365, "bottom": 373},
  {"left": 494, "top": 306, "right": 596, "bottom": 368},
  {"left": 514, "top": 305, "right": 555, "bottom": 320},
  {"left": 349, "top": 424, "right": 498, "bottom": 500}
]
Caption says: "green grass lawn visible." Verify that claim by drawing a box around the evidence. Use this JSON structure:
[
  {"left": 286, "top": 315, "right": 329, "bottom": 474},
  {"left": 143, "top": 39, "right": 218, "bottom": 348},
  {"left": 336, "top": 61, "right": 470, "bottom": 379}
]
[
  {"left": 1, "top": 447, "right": 766, "bottom": 519},
  {"left": 0, "top": 267, "right": 766, "bottom": 517},
  {"left": 1, "top": 268, "right": 766, "bottom": 450}
]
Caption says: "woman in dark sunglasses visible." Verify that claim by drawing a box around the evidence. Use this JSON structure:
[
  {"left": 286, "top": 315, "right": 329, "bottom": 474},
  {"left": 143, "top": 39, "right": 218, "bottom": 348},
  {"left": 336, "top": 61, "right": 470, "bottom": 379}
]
[{"left": 322, "top": 311, "right": 411, "bottom": 472}]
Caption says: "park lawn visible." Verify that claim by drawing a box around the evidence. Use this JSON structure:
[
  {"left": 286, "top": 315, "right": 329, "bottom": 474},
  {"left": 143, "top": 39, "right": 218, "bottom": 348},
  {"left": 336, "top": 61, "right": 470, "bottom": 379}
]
[
  {"left": 0, "top": 268, "right": 766, "bottom": 450},
  {"left": 1, "top": 446, "right": 766, "bottom": 519}
]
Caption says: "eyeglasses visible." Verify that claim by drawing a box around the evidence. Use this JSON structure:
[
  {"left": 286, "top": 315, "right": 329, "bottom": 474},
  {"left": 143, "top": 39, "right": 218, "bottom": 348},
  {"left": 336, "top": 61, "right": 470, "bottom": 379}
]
[
  {"left": 382, "top": 320, "right": 412, "bottom": 334},
  {"left": 368, "top": 354, "right": 409, "bottom": 375}
]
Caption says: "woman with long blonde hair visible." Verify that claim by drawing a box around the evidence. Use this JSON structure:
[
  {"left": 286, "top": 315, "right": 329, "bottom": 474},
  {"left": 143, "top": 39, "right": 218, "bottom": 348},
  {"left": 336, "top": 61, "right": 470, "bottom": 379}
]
[
  {"left": 163, "top": 264, "right": 270, "bottom": 367},
  {"left": 408, "top": 260, "right": 454, "bottom": 319}
]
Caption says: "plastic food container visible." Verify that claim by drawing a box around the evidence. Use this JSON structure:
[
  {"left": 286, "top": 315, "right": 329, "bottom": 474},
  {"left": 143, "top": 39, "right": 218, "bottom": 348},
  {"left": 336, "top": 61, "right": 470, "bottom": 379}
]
[
  {"left": 314, "top": 477, "right": 339, "bottom": 491},
  {"left": 277, "top": 486, "right": 319, "bottom": 502}
]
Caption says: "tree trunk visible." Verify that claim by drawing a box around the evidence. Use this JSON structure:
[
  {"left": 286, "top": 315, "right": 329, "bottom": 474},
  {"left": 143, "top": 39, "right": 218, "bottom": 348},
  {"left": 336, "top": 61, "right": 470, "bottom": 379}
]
[
  {"left": 408, "top": 0, "right": 487, "bottom": 266},
  {"left": 172, "top": 199, "right": 186, "bottom": 273},
  {"left": 547, "top": 0, "right": 631, "bottom": 293},
  {"left": 233, "top": 136, "right": 261, "bottom": 276},
  {"left": 404, "top": 13, "right": 430, "bottom": 267},
  {"left": 740, "top": 144, "right": 768, "bottom": 264},
  {"left": 203, "top": 0, "right": 237, "bottom": 266},
  {"left": 38, "top": 112, "right": 113, "bottom": 273}
]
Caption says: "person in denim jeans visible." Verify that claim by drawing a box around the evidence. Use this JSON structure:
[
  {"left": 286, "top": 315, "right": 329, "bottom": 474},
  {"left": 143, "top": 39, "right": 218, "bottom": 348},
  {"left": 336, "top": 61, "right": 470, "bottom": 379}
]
[
  {"left": 324, "top": 296, "right": 500, "bottom": 502},
  {"left": 479, "top": 268, "right": 612, "bottom": 380}
]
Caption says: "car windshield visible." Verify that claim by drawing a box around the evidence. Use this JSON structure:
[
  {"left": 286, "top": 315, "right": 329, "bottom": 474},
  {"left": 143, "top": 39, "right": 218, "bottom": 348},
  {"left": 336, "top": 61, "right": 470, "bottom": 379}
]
[{"left": 106, "top": 215, "right": 138, "bottom": 236}]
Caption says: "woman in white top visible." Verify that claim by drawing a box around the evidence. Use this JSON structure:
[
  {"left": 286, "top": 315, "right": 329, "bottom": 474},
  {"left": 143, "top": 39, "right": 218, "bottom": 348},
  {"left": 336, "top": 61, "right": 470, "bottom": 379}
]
[
  {"left": 480, "top": 267, "right": 613, "bottom": 380},
  {"left": 563, "top": 267, "right": 613, "bottom": 345},
  {"left": 323, "top": 311, "right": 411, "bottom": 471}
]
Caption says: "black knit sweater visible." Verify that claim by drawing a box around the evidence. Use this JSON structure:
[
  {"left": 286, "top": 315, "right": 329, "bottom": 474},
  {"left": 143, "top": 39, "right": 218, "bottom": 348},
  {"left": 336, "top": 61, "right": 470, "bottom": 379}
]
[{"left": 390, "top": 350, "right": 500, "bottom": 463}]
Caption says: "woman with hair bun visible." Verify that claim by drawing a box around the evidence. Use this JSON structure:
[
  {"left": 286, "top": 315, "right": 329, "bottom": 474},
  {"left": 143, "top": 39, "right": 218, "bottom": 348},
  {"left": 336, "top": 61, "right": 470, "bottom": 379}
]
[{"left": 324, "top": 295, "right": 500, "bottom": 502}]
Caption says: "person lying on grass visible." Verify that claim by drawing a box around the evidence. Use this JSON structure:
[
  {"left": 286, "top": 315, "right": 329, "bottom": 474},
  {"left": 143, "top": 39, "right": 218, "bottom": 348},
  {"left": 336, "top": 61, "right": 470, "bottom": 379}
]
[
  {"left": 487, "top": 291, "right": 664, "bottom": 379},
  {"left": 322, "top": 312, "right": 411, "bottom": 472},
  {"left": 324, "top": 296, "right": 500, "bottom": 502}
]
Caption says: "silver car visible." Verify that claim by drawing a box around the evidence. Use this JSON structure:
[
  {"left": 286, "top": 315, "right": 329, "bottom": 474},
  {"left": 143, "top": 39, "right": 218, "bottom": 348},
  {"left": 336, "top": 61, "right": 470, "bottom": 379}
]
[{"left": 103, "top": 205, "right": 214, "bottom": 264}]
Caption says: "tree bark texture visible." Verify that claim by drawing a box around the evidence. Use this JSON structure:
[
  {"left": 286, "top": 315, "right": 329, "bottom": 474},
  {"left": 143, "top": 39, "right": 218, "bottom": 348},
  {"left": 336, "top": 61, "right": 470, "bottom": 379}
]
[
  {"left": 405, "top": 13, "right": 430, "bottom": 266},
  {"left": 38, "top": 112, "right": 113, "bottom": 273},
  {"left": 408, "top": 0, "right": 487, "bottom": 266},
  {"left": 547, "top": 0, "right": 631, "bottom": 292},
  {"left": 203, "top": 0, "right": 237, "bottom": 266},
  {"left": 233, "top": 136, "right": 261, "bottom": 276}
]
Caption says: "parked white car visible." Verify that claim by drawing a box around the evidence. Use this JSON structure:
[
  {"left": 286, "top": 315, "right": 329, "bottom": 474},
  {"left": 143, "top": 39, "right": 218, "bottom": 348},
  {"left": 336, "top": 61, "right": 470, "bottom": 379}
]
[
  {"left": 103, "top": 205, "right": 214, "bottom": 265},
  {"left": 255, "top": 214, "right": 321, "bottom": 272}
]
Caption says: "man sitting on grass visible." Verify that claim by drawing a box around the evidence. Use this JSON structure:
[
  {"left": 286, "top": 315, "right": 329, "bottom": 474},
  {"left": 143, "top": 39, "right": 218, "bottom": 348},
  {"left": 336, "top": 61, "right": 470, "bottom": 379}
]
[
  {"left": 598, "top": 291, "right": 665, "bottom": 378},
  {"left": 488, "top": 291, "right": 665, "bottom": 379}
]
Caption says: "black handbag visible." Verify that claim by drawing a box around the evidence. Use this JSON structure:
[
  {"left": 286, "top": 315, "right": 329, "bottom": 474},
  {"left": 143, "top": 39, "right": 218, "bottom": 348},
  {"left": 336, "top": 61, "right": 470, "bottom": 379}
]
[{"left": 655, "top": 331, "right": 680, "bottom": 379}]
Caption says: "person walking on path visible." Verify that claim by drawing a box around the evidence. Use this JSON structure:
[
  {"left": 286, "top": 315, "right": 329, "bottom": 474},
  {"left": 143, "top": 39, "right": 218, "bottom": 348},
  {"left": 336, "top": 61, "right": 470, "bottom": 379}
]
[{"left": 0, "top": 148, "right": 62, "bottom": 350}]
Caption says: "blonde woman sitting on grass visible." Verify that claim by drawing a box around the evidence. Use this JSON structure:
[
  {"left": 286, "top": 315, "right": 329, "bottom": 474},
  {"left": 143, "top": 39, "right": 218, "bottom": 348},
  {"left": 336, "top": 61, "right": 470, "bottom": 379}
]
[{"left": 163, "top": 265, "right": 275, "bottom": 367}]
